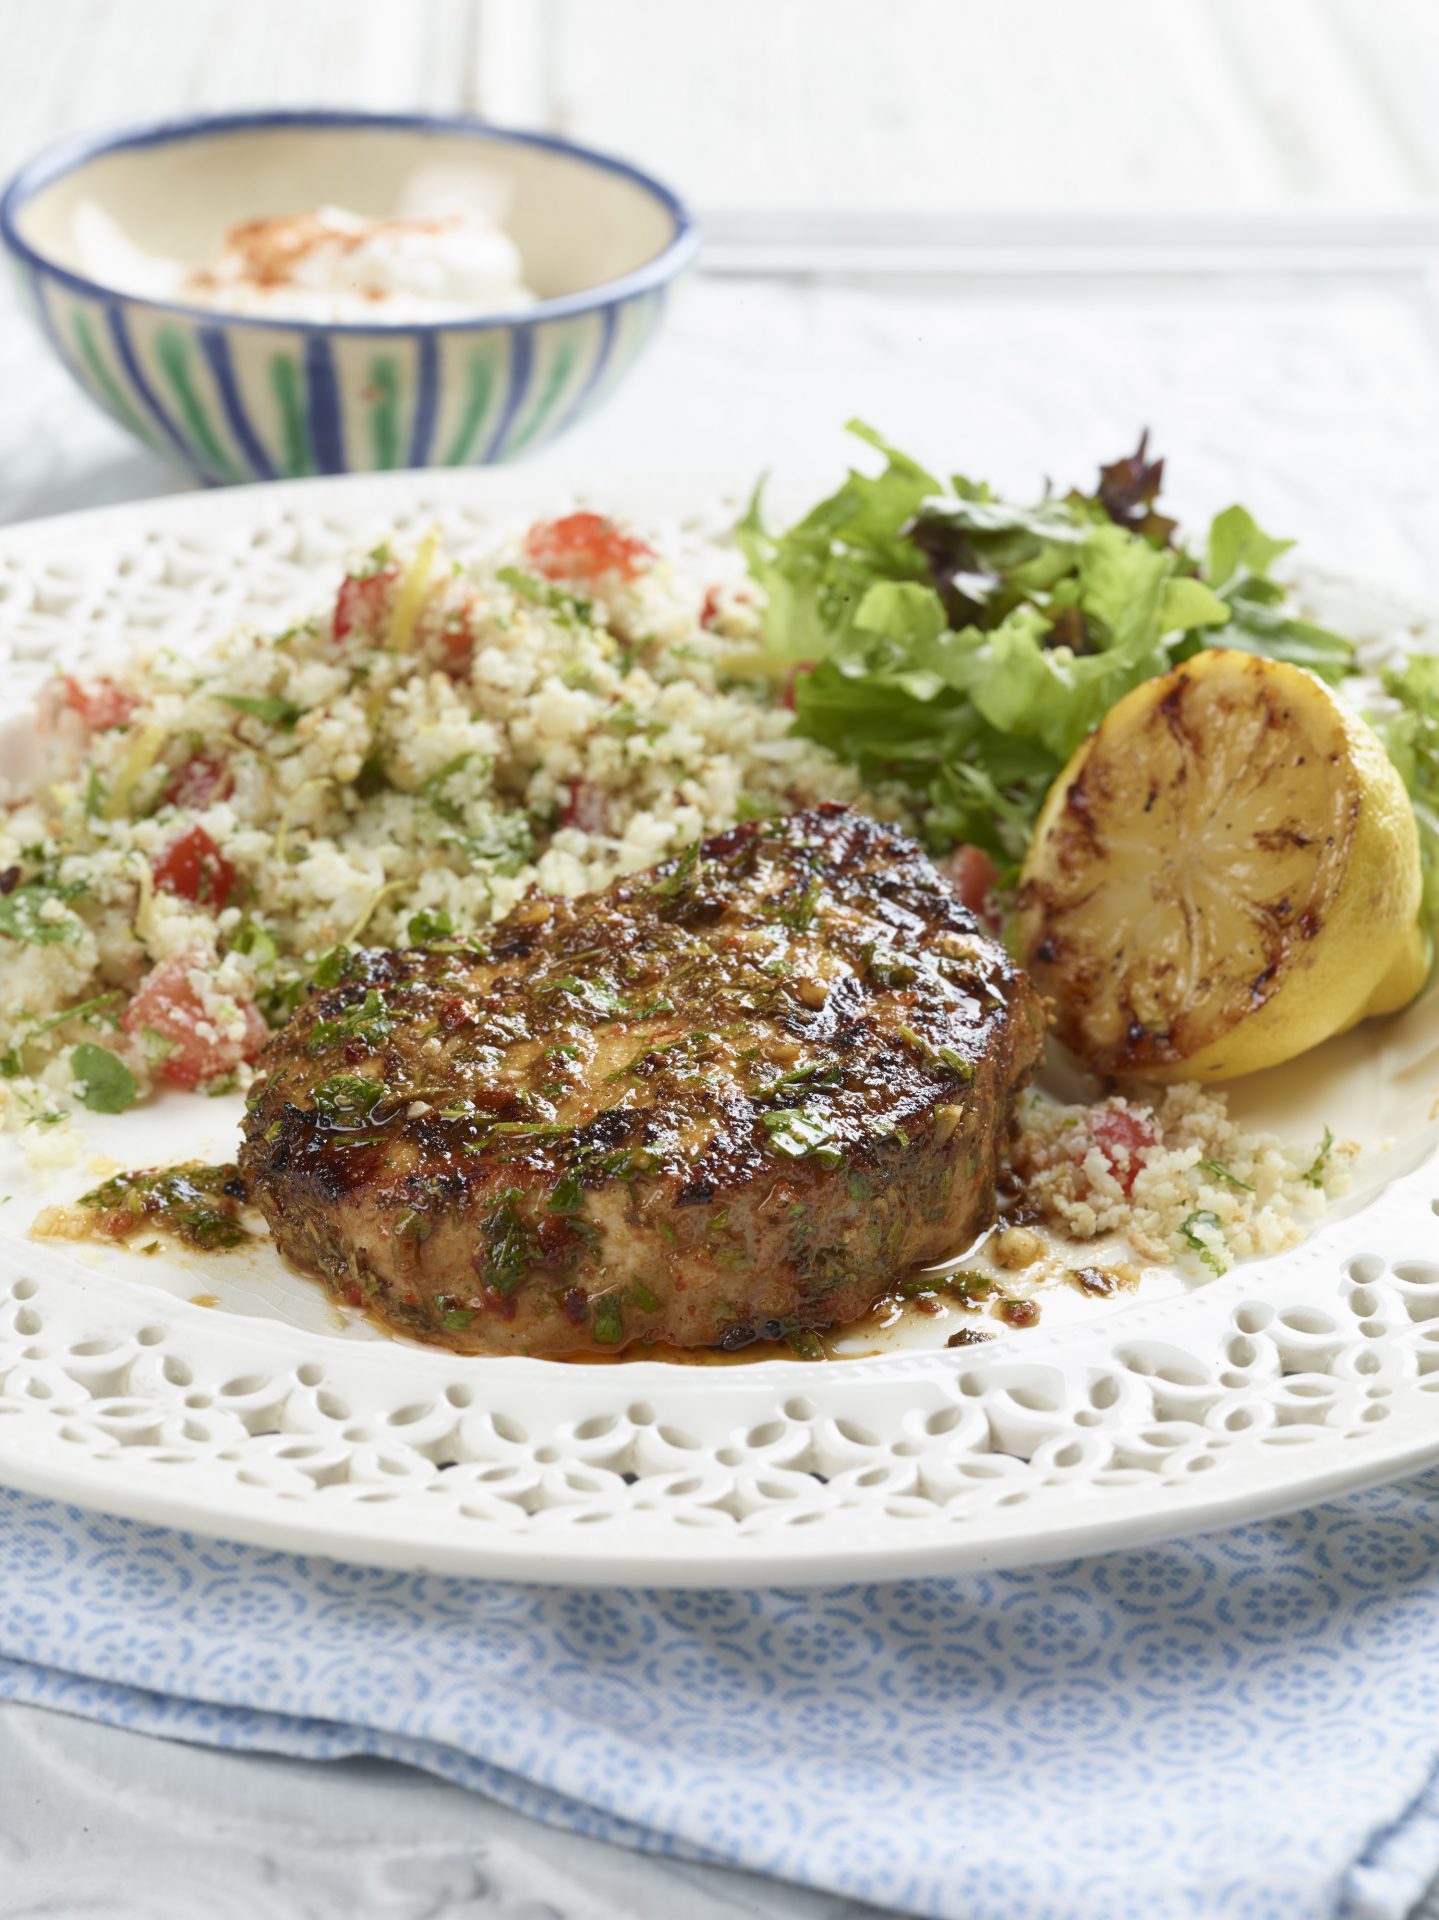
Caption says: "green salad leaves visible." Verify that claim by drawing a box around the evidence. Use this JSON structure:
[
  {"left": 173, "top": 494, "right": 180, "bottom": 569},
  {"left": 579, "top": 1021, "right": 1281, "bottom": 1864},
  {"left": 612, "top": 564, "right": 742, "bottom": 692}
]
[
  {"left": 738, "top": 422, "right": 1356, "bottom": 869},
  {"left": 1373, "top": 656, "right": 1439, "bottom": 949}
]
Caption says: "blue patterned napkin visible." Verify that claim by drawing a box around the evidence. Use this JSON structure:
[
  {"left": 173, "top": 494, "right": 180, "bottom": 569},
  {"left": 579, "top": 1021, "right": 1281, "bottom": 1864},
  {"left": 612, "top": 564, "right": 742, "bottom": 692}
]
[{"left": 4, "top": 1474, "right": 1439, "bottom": 1920}]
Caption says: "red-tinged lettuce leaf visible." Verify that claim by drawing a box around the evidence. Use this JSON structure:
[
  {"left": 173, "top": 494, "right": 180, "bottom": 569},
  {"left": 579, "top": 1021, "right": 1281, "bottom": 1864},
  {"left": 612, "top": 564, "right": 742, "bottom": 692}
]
[
  {"left": 1089, "top": 429, "right": 1177, "bottom": 546},
  {"left": 739, "top": 423, "right": 1359, "bottom": 856}
]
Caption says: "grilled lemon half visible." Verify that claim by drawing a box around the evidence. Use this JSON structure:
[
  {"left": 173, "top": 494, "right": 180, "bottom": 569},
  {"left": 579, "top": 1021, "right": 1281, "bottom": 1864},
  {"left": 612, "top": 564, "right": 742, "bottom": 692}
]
[{"left": 1017, "top": 648, "right": 1425, "bottom": 1082}]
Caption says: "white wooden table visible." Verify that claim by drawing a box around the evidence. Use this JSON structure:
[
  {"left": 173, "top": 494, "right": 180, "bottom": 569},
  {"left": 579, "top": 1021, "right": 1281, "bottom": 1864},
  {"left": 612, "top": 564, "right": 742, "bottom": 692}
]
[{"left": 5, "top": 5, "right": 1439, "bottom": 1916}]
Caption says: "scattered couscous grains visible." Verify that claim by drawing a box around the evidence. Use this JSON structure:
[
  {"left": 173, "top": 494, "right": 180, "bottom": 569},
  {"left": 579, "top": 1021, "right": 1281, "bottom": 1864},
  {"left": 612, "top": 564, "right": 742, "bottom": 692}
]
[
  {"left": 1009, "top": 1084, "right": 1356, "bottom": 1277},
  {"left": 0, "top": 519, "right": 867, "bottom": 1130}
]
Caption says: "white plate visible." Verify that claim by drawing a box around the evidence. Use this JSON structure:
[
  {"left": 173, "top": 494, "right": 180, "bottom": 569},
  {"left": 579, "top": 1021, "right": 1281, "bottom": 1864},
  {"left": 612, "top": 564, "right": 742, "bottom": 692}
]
[{"left": 2, "top": 467, "right": 1438, "bottom": 1588}]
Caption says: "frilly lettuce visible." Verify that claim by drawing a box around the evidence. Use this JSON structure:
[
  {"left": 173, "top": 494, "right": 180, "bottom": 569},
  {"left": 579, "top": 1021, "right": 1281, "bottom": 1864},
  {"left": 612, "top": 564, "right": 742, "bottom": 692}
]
[
  {"left": 1373, "top": 655, "right": 1439, "bottom": 946},
  {"left": 738, "top": 422, "right": 1354, "bottom": 868}
]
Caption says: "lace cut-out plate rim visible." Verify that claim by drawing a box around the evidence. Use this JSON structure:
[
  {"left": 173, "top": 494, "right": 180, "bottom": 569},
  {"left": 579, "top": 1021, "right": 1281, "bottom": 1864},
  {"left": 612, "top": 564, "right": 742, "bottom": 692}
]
[{"left": 1, "top": 464, "right": 1438, "bottom": 1587}]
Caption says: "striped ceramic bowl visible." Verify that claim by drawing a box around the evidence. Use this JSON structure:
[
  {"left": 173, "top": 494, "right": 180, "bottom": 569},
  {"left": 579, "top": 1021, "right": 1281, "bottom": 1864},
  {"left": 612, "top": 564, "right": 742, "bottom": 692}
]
[{"left": 0, "top": 110, "right": 696, "bottom": 483}]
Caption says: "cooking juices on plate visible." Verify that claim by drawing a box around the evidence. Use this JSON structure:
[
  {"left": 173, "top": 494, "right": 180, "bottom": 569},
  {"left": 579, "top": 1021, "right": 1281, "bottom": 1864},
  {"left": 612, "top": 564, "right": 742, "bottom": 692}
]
[{"left": 11, "top": 429, "right": 1428, "bottom": 1355}]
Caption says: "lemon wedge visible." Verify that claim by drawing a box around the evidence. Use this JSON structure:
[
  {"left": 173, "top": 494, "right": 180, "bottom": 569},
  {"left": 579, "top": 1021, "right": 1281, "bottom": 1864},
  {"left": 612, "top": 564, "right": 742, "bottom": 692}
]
[{"left": 1017, "top": 647, "right": 1425, "bottom": 1082}]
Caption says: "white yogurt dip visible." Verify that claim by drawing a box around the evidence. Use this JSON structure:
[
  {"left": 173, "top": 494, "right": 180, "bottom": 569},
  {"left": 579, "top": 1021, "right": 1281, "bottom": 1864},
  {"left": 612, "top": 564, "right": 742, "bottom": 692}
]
[{"left": 73, "top": 197, "right": 535, "bottom": 321}]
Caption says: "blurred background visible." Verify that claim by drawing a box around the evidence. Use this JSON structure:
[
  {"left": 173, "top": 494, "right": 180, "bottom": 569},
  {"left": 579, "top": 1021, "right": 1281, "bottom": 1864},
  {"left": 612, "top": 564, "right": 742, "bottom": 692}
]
[{"left": 4, "top": 0, "right": 1439, "bottom": 579}]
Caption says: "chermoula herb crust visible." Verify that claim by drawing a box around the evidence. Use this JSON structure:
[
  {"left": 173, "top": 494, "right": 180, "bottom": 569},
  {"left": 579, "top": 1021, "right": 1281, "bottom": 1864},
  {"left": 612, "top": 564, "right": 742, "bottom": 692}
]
[{"left": 239, "top": 807, "right": 1046, "bottom": 1355}]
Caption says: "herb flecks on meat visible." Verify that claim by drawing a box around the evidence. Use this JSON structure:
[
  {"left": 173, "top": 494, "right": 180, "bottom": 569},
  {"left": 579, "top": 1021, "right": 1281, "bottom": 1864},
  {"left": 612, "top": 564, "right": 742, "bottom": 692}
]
[{"left": 240, "top": 808, "right": 1045, "bottom": 1356}]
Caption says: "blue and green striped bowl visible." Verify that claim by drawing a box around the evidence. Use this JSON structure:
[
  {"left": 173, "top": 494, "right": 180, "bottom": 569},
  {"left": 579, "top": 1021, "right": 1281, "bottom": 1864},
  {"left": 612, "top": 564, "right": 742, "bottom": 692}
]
[{"left": 1, "top": 111, "right": 697, "bottom": 484}]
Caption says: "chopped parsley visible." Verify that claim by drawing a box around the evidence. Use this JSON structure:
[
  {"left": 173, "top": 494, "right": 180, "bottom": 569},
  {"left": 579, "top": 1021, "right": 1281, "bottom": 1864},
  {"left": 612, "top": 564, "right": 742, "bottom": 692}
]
[
  {"left": 476, "top": 1188, "right": 536, "bottom": 1296},
  {"left": 761, "top": 1105, "right": 843, "bottom": 1168},
  {"left": 785, "top": 1328, "right": 824, "bottom": 1359},
  {"left": 767, "top": 873, "right": 822, "bottom": 935},
  {"left": 418, "top": 753, "right": 480, "bottom": 825},
  {"left": 310, "top": 945, "right": 358, "bottom": 991},
  {"left": 439, "top": 814, "right": 535, "bottom": 875},
  {"left": 0, "top": 877, "right": 87, "bottom": 947},
  {"left": 407, "top": 907, "right": 455, "bottom": 945},
  {"left": 898, "top": 1024, "right": 974, "bottom": 1081},
  {"left": 648, "top": 840, "right": 705, "bottom": 902},
  {"left": 305, "top": 988, "right": 394, "bottom": 1055},
  {"left": 591, "top": 1294, "right": 625, "bottom": 1345},
  {"left": 495, "top": 565, "right": 593, "bottom": 628},
  {"left": 1198, "top": 1158, "right": 1254, "bottom": 1193},
  {"left": 735, "top": 794, "right": 781, "bottom": 823},
  {"left": 312, "top": 1073, "right": 385, "bottom": 1123},
  {"left": 1178, "top": 1209, "right": 1228, "bottom": 1276},
  {"left": 549, "top": 1168, "right": 586, "bottom": 1213},
  {"left": 864, "top": 943, "right": 919, "bottom": 988},
  {"left": 231, "top": 920, "right": 279, "bottom": 972},
  {"left": 535, "top": 974, "right": 627, "bottom": 1017},
  {"left": 70, "top": 1043, "right": 139, "bottom": 1114},
  {"left": 0, "top": 990, "right": 121, "bottom": 1079},
  {"left": 1303, "top": 1126, "right": 1334, "bottom": 1190},
  {"left": 603, "top": 704, "right": 663, "bottom": 741},
  {"left": 896, "top": 1269, "right": 993, "bottom": 1302},
  {"left": 755, "top": 1058, "right": 843, "bottom": 1099},
  {"left": 220, "top": 693, "right": 302, "bottom": 730}
]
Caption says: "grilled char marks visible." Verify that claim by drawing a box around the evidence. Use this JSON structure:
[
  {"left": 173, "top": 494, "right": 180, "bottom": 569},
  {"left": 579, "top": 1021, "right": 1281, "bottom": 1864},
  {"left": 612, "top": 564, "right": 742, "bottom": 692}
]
[{"left": 239, "top": 806, "right": 1046, "bottom": 1355}]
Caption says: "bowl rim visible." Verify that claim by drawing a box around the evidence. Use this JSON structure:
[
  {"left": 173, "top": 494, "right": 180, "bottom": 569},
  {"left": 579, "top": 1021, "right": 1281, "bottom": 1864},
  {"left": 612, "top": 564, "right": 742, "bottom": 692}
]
[{"left": 0, "top": 106, "right": 699, "bottom": 336}]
